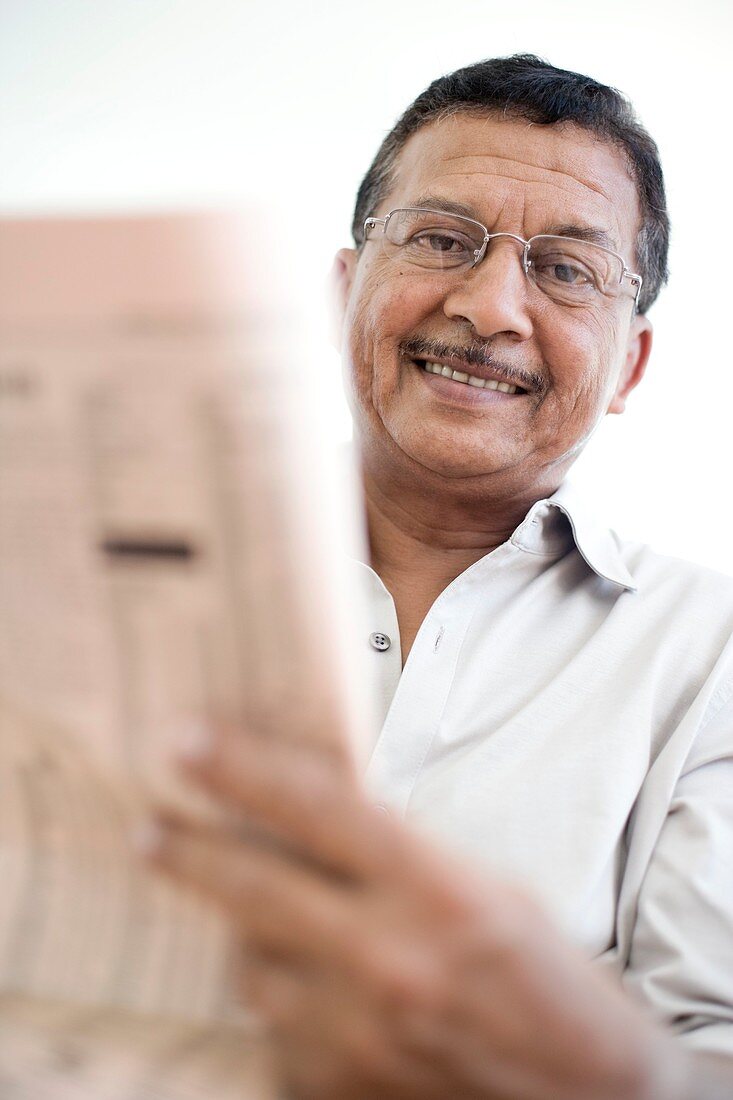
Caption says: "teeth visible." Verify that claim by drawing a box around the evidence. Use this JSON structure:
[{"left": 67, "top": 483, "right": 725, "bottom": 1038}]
[{"left": 423, "top": 362, "right": 519, "bottom": 394}]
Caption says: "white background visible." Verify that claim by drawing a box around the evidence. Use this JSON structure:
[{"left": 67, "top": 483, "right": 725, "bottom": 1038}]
[{"left": 1, "top": 0, "right": 731, "bottom": 571}]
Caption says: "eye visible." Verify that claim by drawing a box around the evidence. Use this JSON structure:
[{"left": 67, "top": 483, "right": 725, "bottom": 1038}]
[
  {"left": 384, "top": 210, "right": 485, "bottom": 269},
  {"left": 410, "top": 231, "right": 472, "bottom": 255},
  {"left": 533, "top": 255, "right": 594, "bottom": 286},
  {"left": 527, "top": 238, "right": 613, "bottom": 300},
  {"left": 550, "top": 262, "right": 588, "bottom": 284}
]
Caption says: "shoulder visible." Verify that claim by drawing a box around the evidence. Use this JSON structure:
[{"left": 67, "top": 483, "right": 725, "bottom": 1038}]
[
  {"left": 611, "top": 536, "right": 733, "bottom": 720},
  {"left": 598, "top": 538, "right": 733, "bottom": 772},
  {"left": 619, "top": 535, "right": 733, "bottom": 613}
]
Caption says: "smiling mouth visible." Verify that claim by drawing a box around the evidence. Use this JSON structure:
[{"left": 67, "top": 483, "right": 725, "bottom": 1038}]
[{"left": 413, "top": 358, "right": 528, "bottom": 395}]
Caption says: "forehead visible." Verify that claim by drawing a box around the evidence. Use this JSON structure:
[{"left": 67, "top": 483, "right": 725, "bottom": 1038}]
[{"left": 385, "top": 114, "right": 641, "bottom": 253}]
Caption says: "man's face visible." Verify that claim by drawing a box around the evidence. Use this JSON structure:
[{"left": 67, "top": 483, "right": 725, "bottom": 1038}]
[{"left": 335, "top": 114, "right": 652, "bottom": 490}]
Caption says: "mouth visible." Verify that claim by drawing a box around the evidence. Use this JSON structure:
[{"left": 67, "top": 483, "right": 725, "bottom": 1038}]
[{"left": 412, "top": 358, "right": 529, "bottom": 396}]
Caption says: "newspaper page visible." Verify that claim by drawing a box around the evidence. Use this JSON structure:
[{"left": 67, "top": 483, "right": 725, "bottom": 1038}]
[
  {"left": 0, "top": 212, "right": 372, "bottom": 1095},
  {"left": 0, "top": 996, "right": 276, "bottom": 1100}
]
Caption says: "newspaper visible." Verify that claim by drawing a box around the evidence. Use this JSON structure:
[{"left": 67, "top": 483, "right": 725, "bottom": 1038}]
[{"left": 0, "top": 213, "right": 372, "bottom": 1096}]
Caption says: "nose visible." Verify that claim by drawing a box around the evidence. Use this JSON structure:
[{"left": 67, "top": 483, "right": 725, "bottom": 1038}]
[{"left": 442, "top": 237, "right": 534, "bottom": 342}]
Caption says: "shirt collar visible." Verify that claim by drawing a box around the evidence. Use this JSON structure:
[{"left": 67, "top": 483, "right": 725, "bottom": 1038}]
[{"left": 512, "top": 481, "right": 637, "bottom": 592}]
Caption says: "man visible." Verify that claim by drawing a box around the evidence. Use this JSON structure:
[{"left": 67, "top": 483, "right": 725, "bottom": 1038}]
[{"left": 141, "top": 56, "right": 733, "bottom": 1097}]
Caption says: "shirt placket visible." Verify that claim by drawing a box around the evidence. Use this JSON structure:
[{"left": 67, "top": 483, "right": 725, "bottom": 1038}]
[{"left": 364, "top": 543, "right": 517, "bottom": 816}]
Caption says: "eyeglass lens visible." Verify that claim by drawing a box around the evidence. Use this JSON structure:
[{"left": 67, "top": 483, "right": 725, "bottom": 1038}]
[{"left": 380, "top": 209, "right": 627, "bottom": 304}]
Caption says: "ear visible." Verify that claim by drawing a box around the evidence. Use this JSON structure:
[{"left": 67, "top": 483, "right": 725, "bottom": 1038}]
[
  {"left": 327, "top": 248, "right": 358, "bottom": 349},
  {"left": 607, "top": 313, "right": 653, "bottom": 415}
]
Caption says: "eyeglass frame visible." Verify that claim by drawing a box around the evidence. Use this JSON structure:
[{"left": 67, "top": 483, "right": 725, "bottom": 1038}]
[{"left": 362, "top": 207, "right": 644, "bottom": 310}]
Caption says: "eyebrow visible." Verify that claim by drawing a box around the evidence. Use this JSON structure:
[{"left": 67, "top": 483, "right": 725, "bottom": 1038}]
[
  {"left": 545, "top": 223, "right": 620, "bottom": 252},
  {"left": 408, "top": 195, "right": 620, "bottom": 253},
  {"left": 410, "top": 195, "right": 480, "bottom": 220}
]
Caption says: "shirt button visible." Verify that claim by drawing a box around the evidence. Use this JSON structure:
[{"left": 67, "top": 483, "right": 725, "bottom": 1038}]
[
  {"left": 374, "top": 803, "right": 390, "bottom": 816},
  {"left": 369, "top": 632, "right": 391, "bottom": 652}
]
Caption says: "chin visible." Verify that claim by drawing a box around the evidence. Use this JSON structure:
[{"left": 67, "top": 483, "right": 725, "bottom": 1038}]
[{"left": 396, "top": 434, "right": 516, "bottom": 481}]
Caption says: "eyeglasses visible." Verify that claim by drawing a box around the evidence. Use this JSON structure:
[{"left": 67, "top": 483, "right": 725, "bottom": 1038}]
[{"left": 363, "top": 207, "right": 643, "bottom": 309}]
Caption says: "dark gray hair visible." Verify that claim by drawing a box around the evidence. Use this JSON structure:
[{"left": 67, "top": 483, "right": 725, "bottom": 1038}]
[{"left": 351, "top": 54, "right": 669, "bottom": 314}]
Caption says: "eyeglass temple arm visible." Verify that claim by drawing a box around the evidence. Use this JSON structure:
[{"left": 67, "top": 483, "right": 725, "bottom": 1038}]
[
  {"left": 624, "top": 269, "right": 643, "bottom": 307},
  {"left": 363, "top": 215, "right": 388, "bottom": 237}
]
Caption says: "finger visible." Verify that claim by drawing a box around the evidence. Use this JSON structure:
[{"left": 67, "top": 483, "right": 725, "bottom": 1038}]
[
  {"left": 174, "top": 721, "right": 417, "bottom": 883},
  {"left": 142, "top": 813, "right": 363, "bottom": 966},
  {"left": 245, "top": 953, "right": 454, "bottom": 1100},
  {"left": 144, "top": 813, "right": 452, "bottom": 1010},
  {"left": 245, "top": 952, "right": 305, "bottom": 1024}
]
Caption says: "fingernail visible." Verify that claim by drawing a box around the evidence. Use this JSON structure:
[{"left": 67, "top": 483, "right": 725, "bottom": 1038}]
[
  {"left": 130, "top": 819, "right": 165, "bottom": 857},
  {"left": 176, "top": 719, "right": 213, "bottom": 764}
]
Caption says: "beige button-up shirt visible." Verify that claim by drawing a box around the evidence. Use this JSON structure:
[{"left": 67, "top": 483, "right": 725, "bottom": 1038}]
[{"left": 357, "top": 481, "right": 733, "bottom": 1057}]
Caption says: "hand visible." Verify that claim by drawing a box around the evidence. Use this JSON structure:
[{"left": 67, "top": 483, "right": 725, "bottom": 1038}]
[{"left": 140, "top": 723, "right": 686, "bottom": 1100}]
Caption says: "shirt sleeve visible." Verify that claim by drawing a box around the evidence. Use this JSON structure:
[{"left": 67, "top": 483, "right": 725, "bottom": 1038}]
[{"left": 621, "top": 691, "right": 733, "bottom": 1059}]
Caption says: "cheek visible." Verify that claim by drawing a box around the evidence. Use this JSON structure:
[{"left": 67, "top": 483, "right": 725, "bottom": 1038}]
[
  {"left": 538, "top": 310, "right": 622, "bottom": 402},
  {"left": 341, "top": 283, "right": 395, "bottom": 418},
  {"left": 345, "top": 270, "right": 441, "bottom": 383},
  {"left": 353, "top": 263, "right": 443, "bottom": 335}
]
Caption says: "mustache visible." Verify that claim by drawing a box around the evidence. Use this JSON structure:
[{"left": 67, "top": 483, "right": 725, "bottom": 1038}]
[{"left": 401, "top": 337, "right": 546, "bottom": 395}]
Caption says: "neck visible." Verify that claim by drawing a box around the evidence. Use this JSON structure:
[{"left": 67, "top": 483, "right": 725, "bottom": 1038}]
[
  {"left": 362, "top": 451, "right": 558, "bottom": 589},
  {"left": 359, "top": 445, "right": 563, "bottom": 665}
]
